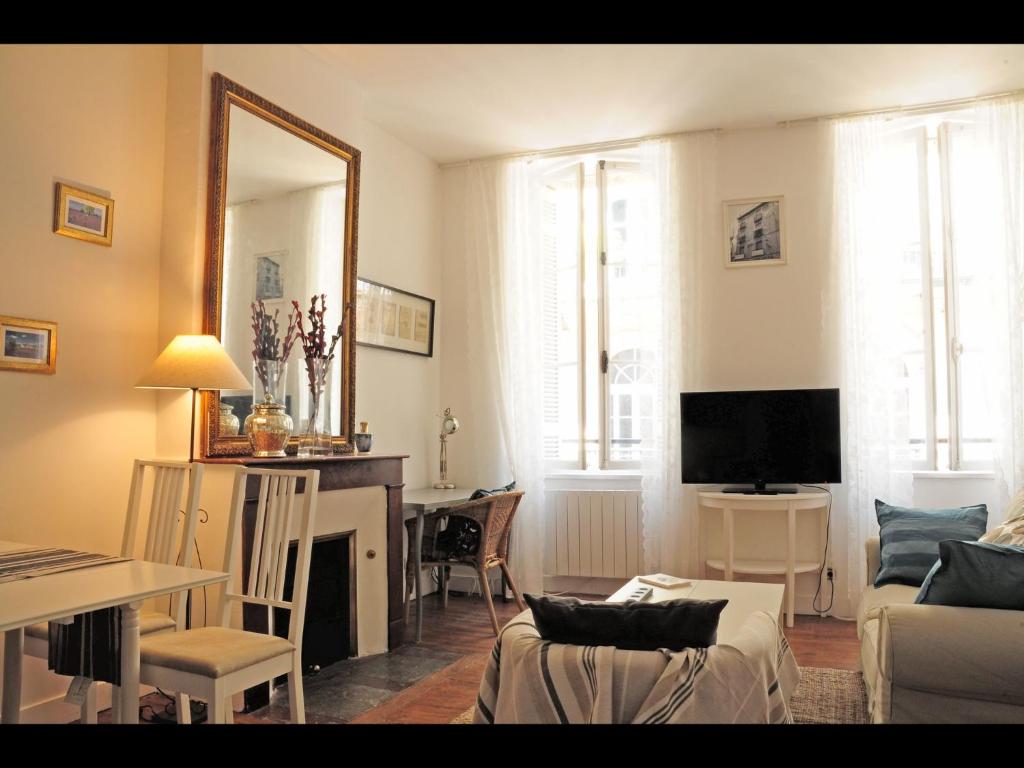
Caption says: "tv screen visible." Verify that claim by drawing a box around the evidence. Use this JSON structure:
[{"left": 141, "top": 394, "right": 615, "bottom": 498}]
[{"left": 680, "top": 388, "right": 841, "bottom": 487}]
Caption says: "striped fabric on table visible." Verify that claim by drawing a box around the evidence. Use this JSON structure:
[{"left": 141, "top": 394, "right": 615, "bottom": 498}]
[
  {"left": 874, "top": 499, "right": 988, "bottom": 587},
  {"left": 0, "top": 547, "right": 126, "bottom": 583}
]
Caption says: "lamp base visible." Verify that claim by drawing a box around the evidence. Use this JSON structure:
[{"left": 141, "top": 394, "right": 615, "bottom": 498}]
[{"left": 433, "top": 482, "right": 456, "bottom": 490}]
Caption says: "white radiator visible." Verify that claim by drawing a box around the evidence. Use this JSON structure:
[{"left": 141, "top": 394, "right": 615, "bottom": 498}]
[{"left": 545, "top": 490, "right": 643, "bottom": 578}]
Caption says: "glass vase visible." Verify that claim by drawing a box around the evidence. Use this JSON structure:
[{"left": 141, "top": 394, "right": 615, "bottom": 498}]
[
  {"left": 297, "top": 357, "right": 333, "bottom": 457},
  {"left": 253, "top": 358, "right": 287, "bottom": 405},
  {"left": 244, "top": 359, "right": 292, "bottom": 457}
]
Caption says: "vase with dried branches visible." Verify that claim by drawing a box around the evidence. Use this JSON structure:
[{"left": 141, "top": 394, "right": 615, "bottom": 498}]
[
  {"left": 244, "top": 300, "right": 299, "bottom": 457},
  {"left": 293, "top": 294, "right": 348, "bottom": 456}
]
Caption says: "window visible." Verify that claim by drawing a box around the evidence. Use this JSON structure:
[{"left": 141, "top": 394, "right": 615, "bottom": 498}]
[
  {"left": 541, "top": 151, "right": 655, "bottom": 469},
  {"left": 894, "top": 116, "right": 994, "bottom": 470}
]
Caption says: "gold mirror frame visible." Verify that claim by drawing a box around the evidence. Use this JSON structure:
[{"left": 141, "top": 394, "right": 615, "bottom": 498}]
[{"left": 202, "top": 73, "right": 360, "bottom": 458}]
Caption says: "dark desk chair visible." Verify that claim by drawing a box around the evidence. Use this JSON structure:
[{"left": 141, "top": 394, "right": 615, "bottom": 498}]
[{"left": 403, "top": 490, "right": 527, "bottom": 635}]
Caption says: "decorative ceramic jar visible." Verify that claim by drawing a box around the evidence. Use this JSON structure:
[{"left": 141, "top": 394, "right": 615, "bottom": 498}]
[
  {"left": 354, "top": 421, "right": 372, "bottom": 453},
  {"left": 219, "top": 403, "right": 240, "bottom": 436},
  {"left": 244, "top": 359, "right": 292, "bottom": 457}
]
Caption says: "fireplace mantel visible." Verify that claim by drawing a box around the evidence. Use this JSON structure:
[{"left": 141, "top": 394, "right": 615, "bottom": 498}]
[{"left": 201, "top": 453, "right": 408, "bottom": 709}]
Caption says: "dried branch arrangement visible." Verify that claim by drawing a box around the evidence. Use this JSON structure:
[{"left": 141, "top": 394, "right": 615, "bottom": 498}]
[
  {"left": 250, "top": 299, "right": 299, "bottom": 392},
  {"left": 291, "top": 294, "right": 350, "bottom": 443}
]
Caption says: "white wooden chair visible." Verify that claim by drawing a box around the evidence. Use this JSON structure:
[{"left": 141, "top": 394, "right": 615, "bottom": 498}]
[
  {"left": 22, "top": 459, "right": 204, "bottom": 723},
  {"left": 137, "top": 467, "right": 319, "bottom": 724}
]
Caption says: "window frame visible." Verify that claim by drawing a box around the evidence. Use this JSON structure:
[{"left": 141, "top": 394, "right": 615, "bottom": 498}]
[{"left": 908, "top": 118, "right": 991, "bottom": 472}]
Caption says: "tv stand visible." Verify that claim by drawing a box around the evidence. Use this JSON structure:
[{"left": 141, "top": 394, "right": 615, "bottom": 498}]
[
  {"left": 697, "top": 490, "right": 830, "bottom": 627},
  {"left": 723, "top": 486, "right": 798, "bottom": 495}
]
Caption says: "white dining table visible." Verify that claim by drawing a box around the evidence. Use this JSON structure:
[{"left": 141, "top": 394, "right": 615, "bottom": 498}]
[{"left": 0, "top": 540, "right": 228, "bottom": 724}]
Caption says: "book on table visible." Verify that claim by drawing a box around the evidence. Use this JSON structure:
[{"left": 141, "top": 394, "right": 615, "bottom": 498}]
[{"left": 637, "top": 573, "right": 692, "bottom": 589}]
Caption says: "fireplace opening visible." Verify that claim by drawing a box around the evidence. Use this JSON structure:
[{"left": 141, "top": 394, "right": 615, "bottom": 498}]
[{"left": 273, "top": 531, "right": 356, "bottom": 672}]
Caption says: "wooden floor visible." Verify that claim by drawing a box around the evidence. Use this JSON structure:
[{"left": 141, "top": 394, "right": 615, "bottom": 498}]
[
  {"left": 123, "top": 589, "right": 860, "bottom": 724},
  {"left": 352, "top": 590, "right": 860, "bottom": 724}
]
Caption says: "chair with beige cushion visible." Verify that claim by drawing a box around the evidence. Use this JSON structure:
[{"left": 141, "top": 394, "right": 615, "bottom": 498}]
[
  {"left": 22, "top": 459, "right": 204, "bottom": 723},
  {"left": 858, "top": 491, "right": 1024, "bottom": 724},
  {"left": 138, "top": 467, "right": 319, "bottom": 724}
]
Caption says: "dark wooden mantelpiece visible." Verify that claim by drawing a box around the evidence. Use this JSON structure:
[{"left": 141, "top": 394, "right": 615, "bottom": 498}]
[{"left": 201, "top": 453, "right": 408, "bottom": 649}]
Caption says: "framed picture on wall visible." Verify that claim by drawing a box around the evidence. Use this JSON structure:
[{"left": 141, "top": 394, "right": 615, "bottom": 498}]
[
  {"left": 53, "top": 183, "right": 114, "bottom": 246},
  {"left": 723, "top": 196, "right": 786, "bottom": 268},
  {"left": 254, "top": 251, "right": 287, "bottom": 300},
  {"left": 0, "top": 316, "right": 57, "bottom": 374},
  {"left": 356, "top": 278, "right": 434, "bottom": 357}
]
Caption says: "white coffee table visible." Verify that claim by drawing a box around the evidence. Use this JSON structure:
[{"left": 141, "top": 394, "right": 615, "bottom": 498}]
[{"left": 607, "top": 577, "right": 785, "bottom": 644}]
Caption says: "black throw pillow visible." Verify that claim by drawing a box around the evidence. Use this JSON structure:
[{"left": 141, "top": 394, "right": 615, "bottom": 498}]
[{"left": 524, "top": 593, "right": 727, "bottom": 651}]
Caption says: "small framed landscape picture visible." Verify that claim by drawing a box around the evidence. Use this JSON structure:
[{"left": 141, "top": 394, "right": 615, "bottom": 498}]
[
  {"left": 54, "top": 182, "right": 114, "bottom": 246},
  {"left": 723, "top": 196, "right": 786, "bottom": 268},
  {"left": 356, "top": 278, "right": 434, "bottom": 357},
  {"left": 0, "top": 316, "right": 57, "bottom": 374}
]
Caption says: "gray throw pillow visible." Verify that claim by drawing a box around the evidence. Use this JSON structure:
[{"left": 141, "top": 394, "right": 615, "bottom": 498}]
[
  {"left": 874, "top": 499, "right": 987, "bottom": 587},
  {"left": 916, "top": 540, "right": 1024, "bottom": 610}
]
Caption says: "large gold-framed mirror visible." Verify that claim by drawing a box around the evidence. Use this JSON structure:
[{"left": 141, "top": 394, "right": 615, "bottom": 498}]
[{"left": 202, "top": 73, "right": 359, "bottom": 457}]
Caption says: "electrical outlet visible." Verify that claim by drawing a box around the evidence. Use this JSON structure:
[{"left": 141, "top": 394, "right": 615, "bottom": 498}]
[{"left": 826, "top": 567, "right": 835, "bottom": 581}]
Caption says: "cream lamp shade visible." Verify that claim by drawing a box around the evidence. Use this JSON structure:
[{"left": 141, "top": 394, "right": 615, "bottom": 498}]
[
  {"left": 137, "top": 334, "right": 250, "bottom": 391},
  {"left": 137, "top": 334, "right": 250, "bottom": 462}
]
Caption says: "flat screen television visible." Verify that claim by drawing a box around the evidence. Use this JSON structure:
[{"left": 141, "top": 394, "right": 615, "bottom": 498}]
[{"left": 681, "top": 388, "right": 841, "bottom": 492}]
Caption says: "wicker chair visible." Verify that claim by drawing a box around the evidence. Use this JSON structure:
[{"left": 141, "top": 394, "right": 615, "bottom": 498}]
[{"left": 404, "top": 491, "right": 527, "bottom": 635}]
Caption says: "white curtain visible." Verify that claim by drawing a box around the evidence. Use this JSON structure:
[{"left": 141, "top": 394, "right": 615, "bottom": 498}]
[
  {"left": 294, "top": 183, "right": 345, "bottom": 433},
  {"left": 463, "top": 158, "right": 547, "bottom": 595},
  {"left": 975, "top": 96, "right": 1024, "bottom": 518},
  {"left": 830, "top": 116, "right": 915, "bottom": 617},
  {"left": 640, "top": 133, "right": 717, "bottom": 577}
]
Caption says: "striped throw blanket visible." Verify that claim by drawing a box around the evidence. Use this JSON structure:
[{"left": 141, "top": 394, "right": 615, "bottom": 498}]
[
  {"left": 0, "top": 547, "right": 126, "bottom": 583},
  {"left": 475, "top": 609, "right": 799, "bottom": 724}
]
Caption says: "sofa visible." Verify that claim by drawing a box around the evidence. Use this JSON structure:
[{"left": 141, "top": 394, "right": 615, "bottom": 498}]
[{"left": 858, "top": 536, "right": 1024, "bottom": 723}]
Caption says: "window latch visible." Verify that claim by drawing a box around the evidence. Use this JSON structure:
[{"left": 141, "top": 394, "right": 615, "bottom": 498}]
[
  {"left": 600, "top": 350, "right": 609, "bottom": 374},
  {"left": 951, "top": 336, "right": 964, "bottom": 361}
]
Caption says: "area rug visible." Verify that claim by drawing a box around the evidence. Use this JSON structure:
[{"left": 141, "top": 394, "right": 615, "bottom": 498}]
[{"left": 450, "top": 666, "right": 868, "bottom": 724}]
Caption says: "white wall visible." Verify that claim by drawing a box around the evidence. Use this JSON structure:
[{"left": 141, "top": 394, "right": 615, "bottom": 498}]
[
  {"left": 439, "top": 122, "right": 1001, "bottom": 614},
  {"left": 0, "top": 42, "right": 444, "bottom": 722},
  {"left": 0, "top": 43, "right": 169, "bottom": 721},
  {"left": 157, "top": 44, "right": 442, "bottom": 488},
  {"left": 161, "top": 44, "right": 445, "bottom": 648}
]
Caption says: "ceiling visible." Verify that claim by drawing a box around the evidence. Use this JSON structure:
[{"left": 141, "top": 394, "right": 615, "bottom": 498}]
[{"left": 308, "top": 44, "right": 1024, "bottom": 164}]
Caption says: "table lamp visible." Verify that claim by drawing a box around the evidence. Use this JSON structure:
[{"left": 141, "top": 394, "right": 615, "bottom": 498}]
[
  {"left": 137, "top": 334, "right": 250, "bottom": 462},
  {"left": 433, "top": 407, "right": 460, "bottom": 489}
]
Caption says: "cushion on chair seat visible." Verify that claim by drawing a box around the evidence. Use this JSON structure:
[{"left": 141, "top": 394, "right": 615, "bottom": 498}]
[
  {"left": 857, "top": 583, "right": 919, "bottom": 638},
  {"left": 26, "top": 610, "right": 176, "bottom": 640},
  {"left": 140, "top": 626, "right": 294, "bottom": 678}
]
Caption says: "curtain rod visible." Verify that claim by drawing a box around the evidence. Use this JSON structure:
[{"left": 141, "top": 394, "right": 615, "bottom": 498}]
[
  {"left": 439, "top": 127, "right": 721, "bottom": 169},
  {"left": 777, "top": 88, "right": 1024, "bottom": 127}
]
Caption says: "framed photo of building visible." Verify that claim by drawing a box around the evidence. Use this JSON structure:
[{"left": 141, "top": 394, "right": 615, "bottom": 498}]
[
  {"left": 0, "top": 316, "right": 57, "bottom": 374},
  {"left": 723, "top": 196, "right": 786, "bottom": 268},
  {"left": 53, "top": 183, "right": 114, "bottom": 246},
  {"left": 356, "top": 277, "right": 434, "bottom": 357}
]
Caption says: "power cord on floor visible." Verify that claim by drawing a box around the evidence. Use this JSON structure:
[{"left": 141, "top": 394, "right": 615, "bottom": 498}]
[
  {"left": 150, "top": 508, "right": 212, "bottom": 724},
  {"left": 800, "top": 484, "right": 835, "bottom": 616}
]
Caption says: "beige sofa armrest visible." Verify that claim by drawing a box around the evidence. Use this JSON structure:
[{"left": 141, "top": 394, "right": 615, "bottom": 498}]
[
  {"left": 865, "top": 537, "right": 880, "bottom": 586},
  {"left": 877, "top": 603, "right": 1024, "bottom": 706}
]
